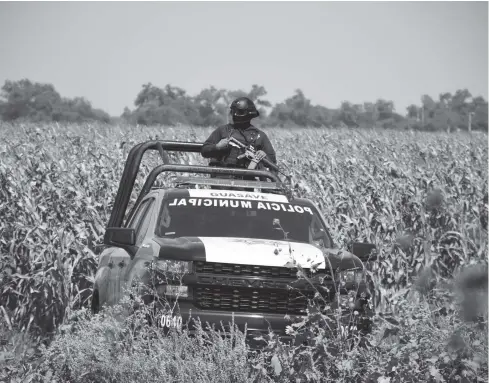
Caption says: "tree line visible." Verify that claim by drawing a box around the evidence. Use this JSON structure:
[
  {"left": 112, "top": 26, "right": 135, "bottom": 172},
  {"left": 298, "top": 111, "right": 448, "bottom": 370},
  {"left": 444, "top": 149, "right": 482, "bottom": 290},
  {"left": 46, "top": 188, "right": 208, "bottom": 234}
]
[
  {"left": 0, "top": 78, "right": 487, "bottom": 131},
  {"left": 0, "top": 79, "right": 111, "bottom": 124}
]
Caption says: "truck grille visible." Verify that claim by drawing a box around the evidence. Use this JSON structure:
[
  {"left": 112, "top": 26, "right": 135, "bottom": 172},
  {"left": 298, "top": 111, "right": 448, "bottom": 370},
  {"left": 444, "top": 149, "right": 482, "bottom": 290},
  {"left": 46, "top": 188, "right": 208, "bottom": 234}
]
[
  {"left": 194, "top": 286, "right": 315, "bottom": 315},
  {"left": 194, "top": 261, "right": 327, "bottom": 279}
]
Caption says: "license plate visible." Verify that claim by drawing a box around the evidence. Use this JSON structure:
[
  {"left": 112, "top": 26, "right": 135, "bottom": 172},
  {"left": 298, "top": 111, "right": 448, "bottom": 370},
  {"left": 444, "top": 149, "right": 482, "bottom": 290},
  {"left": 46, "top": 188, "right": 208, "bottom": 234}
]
[{"left": 160, "top": 314, "right": 183, "bottom": 330}]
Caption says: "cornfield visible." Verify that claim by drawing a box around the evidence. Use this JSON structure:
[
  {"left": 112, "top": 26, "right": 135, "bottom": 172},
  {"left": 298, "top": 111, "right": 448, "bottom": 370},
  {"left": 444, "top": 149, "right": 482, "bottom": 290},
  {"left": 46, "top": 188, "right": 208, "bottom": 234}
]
[{"left": 0, "top": 122, "right": 487, "bottom": 382}]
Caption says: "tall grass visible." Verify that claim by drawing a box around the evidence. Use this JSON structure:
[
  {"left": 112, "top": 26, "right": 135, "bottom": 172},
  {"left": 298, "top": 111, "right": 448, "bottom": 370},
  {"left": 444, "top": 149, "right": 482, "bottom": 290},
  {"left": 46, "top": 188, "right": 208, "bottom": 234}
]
[{"left": 0, "top": 122, "right": 487, "bottom": 382}]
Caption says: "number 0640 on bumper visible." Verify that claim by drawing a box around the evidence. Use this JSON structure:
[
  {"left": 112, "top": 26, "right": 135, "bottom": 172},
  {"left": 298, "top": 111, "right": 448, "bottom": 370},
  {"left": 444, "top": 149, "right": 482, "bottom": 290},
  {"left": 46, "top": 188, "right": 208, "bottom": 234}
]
[{"left": 160, "top": 315, "right": 183, "bottom": 329}]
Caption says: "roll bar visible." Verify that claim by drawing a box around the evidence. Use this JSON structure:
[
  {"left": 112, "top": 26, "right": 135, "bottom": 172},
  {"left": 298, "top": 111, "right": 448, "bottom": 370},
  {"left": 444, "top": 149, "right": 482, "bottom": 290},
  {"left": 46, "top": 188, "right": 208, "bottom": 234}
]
[{"left": 106, "top": 140, "right": 284, "bottom": 229}]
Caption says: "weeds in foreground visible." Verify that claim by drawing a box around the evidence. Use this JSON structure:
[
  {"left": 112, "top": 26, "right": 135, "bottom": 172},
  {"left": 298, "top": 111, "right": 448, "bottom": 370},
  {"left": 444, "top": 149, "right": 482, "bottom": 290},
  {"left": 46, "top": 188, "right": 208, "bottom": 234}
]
[
  {"left": 0, "top": 122, "right": 487, "bottom": 381},
  {"left": 1, "top": 271, "right": 487, "bottom": 383}
]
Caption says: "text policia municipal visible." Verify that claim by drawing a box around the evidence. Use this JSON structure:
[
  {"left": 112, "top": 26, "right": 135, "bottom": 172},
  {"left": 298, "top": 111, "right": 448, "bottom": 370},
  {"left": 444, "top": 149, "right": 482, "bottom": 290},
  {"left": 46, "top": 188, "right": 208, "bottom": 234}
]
[{"left": 168, "top": 198, "right": 314, "bottom": 214}]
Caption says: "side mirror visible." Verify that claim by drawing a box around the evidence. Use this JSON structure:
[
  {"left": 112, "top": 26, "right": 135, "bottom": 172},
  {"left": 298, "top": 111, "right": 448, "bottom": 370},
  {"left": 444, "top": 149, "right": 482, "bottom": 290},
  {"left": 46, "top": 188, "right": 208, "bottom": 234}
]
[
  {"left": 104, "top": 227, "right": 136, "bottom": 247},
  {"left": 350, "top": 242, "right": 377, "bottom": 262}
]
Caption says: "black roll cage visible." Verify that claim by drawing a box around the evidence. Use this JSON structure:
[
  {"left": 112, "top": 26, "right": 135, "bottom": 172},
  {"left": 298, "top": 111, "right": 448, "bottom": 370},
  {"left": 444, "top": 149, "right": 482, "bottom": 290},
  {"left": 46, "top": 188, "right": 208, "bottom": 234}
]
[
  {"left": 104, "top": 140, "right": 286, "bottom": 240},
  {"left": 100, "top": 140, "right": 377, "bottom": 268}
]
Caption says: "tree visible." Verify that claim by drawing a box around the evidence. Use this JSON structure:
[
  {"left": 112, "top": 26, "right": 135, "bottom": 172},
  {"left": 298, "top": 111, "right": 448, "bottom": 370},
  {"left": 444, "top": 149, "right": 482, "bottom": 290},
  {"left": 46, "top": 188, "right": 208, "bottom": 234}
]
[
  {"left": 0, "top": 79, "right": 61, "bottom": 121},
  {"left": 121, "top": 107, "right": 132, "bottom": 120},
  {"left": 439, "top": 92, "right": 452, "bottom": 108},
  {"left": 134, "top": 83, "right": 166, "bottom": 108},
  {"left": 339, "top": 101, "right": 359, "bottom": 126},
  {"left": 0, "top": 79, "right": 110, "bottom": 123},
  {"left": 247, "top": 84, "right": 272, "bottom": 117},
  {"left": 129, "top": 83, "right": 200, "bottom": 126},
  {"left": 194, "top": 86, "right": 228, "bottom": 126},
  {"left": 267, "top": 89, "right": 333, "bottom": 127},
  {"left": 360, "top": 102, "right": 378, "bottom": 127},
  {"left": 470, "top": 96, "right": 488, "bottom": 131},
  {"left": 375, "top": 99, "right": 395, "bottom": 120},
  {"left": 420, "top": 94, "right": 437, "bottom": 123},
  {"left": 451, "top": 89, "right": 472, "bottom": 113},
  {"left": 268, "top": 89, "right": 311, "bottom": 126},
  {"left": 406, "top": 104, "right": 419, "bottom": 119}
]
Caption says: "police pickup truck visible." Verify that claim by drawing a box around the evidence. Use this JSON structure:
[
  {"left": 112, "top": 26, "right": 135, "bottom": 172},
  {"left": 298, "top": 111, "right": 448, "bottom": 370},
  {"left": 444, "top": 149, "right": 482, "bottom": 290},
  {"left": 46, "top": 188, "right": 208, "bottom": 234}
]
[{"left": 91, "top": 140, "right": 376, "bottom": 344}]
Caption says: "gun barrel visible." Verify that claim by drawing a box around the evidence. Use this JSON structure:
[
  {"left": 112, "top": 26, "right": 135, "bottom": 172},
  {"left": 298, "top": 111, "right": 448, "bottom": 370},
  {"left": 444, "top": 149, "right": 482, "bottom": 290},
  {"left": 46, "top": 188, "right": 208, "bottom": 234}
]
[
  {"left": 229, "top": 137, "right": 246, "bottom": 148},
  {"left": 261, "top": 157, "right": 279, "bottom": 171}
]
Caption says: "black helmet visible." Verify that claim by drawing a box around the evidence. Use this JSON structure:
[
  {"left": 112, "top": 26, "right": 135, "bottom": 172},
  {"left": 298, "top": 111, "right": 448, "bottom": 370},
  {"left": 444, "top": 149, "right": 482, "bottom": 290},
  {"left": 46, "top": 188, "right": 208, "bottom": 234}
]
[{"left": 230, "top": 97, "right": 260, "bottom": 120}]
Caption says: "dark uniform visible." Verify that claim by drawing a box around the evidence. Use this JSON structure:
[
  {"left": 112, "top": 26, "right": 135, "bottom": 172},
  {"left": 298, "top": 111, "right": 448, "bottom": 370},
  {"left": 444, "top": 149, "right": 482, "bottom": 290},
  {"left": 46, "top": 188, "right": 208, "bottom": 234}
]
[
  {"left": 201, "top": 97, "right": 277, "bottom": 185},
  {"left": 201, "top": 123, "right": 276, "bottom": 169},
  {"left": 202, "top": 97, "right": 276, "bottom": 168}
]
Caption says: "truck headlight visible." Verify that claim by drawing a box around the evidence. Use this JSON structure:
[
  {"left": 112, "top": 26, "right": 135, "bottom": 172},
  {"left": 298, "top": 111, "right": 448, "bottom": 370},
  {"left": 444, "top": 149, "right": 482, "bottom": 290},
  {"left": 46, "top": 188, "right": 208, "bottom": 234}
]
[
  {"left": 147, "top": 260, "right": 191, "bottom": 287},
  {"left": 156, "top": 285, "right": 189, "bottom": 298},
  {"left": 151, "top": 261, "right": 191, "bottom": 299},
  {"left": 336, "top": 268, "right": 365, "bottom": 286},
  {"left": 154, "top": 260, "right": 191, "bottom": 274},
  {"left": 338, "top": 290, "right": 358, "bottom": 309}
]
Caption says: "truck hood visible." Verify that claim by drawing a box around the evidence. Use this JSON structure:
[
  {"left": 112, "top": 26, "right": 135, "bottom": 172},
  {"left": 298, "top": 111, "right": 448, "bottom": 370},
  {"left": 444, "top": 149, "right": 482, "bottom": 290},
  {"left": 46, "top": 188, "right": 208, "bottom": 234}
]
[
  {"left": 153, "top": 236, "right": 326, "bottom": 269},
  {"left": 199, "top": 237, "right": 325, "bottom": 269}
]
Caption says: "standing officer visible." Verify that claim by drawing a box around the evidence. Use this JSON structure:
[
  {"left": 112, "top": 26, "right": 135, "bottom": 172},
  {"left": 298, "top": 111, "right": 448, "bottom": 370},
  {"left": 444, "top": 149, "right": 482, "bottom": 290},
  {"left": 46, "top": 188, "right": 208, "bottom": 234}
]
[{"left": 201, "top": 97, "right": 277, "bottom": 171}]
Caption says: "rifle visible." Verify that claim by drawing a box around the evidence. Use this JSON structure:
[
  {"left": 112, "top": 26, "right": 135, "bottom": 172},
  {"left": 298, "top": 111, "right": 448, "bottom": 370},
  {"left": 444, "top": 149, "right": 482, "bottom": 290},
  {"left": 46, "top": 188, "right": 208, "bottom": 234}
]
[
  {"left": 227, "top": 137, "right": 293, "bottom": 198},
  {"left": 228, "top": 137, "right": 288, "bottom": 178}
]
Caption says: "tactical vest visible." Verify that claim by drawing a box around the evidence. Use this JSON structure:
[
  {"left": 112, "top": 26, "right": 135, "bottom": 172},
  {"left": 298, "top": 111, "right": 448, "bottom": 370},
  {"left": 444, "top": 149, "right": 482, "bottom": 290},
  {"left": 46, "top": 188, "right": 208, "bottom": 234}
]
[{"left": 219, "top": 124, "right": 261, "bottom": 168}]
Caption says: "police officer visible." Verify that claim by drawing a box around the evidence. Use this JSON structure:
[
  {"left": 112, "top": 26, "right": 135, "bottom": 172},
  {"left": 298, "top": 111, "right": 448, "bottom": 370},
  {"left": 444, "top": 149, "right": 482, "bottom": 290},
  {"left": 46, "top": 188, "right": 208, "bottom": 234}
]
[{"left": 201, "top": 97, "right": 277, "bottom": 172}]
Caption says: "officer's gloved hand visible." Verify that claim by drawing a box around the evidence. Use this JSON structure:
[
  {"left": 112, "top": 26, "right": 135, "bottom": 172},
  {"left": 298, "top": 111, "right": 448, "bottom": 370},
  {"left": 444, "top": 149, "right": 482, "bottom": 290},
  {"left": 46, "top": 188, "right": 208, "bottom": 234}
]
[
  {"left": 248, "top": 150, "right": 267, "bottom": 170},
  {"left": 216, "top": 138, "right": 230, "bottom": 150},
  {"left": 254, "top": 150, "right": 267, "bottom": 162}
]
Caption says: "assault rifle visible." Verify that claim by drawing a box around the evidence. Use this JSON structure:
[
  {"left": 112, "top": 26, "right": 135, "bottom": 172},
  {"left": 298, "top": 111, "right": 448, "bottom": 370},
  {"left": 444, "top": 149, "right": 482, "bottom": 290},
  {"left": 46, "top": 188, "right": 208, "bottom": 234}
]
[{"left": 228, "top": 137, "right": 289, "bottom": 179}]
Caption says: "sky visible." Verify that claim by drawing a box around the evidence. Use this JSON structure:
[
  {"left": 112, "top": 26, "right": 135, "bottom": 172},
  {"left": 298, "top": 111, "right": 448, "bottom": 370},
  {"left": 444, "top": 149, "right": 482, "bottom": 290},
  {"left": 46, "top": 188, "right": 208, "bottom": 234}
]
[{"left": 0, "top": 1, "right": 487, "bottom": 117}]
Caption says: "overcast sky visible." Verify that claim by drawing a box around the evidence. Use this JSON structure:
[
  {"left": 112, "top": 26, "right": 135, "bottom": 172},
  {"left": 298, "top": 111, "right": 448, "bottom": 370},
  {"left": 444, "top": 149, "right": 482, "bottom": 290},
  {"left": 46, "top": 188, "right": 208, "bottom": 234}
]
[{"left": 0, "top": 1, "right": 487, "bottom": 116}]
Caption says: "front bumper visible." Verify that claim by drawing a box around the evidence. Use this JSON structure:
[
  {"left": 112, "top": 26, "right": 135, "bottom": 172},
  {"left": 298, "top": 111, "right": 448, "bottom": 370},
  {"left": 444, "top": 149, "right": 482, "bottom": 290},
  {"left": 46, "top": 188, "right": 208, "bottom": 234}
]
[
  {"left": 151, "top": 297, "right": 373, "bottom": 347},
  {"left": 139, "top": 262, "right": 374, "bottom": 345}
]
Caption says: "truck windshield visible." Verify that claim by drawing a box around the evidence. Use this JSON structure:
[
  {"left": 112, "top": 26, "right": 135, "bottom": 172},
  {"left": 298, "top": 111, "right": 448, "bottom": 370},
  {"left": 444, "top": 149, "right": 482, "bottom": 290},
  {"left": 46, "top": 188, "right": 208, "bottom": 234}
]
[{"left": 154, "top": 195, "right": 332, "bottom": 247}]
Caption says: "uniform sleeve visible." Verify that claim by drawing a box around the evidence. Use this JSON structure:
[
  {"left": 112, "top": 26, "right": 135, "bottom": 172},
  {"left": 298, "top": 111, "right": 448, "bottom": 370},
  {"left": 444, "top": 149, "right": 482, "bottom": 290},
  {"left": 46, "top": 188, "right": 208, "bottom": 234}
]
[
  {"left": 258, "top": 131, "right": 277, "bottom": 164},
  {"left": 201, "top": 127, "right": 225, "bottom": 158}
]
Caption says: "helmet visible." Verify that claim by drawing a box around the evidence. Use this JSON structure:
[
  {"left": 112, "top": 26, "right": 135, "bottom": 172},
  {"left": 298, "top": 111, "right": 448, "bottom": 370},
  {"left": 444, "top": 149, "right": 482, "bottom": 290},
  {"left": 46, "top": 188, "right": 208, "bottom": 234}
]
[{"left": 230, "top": 97, "right": 260, "bottom": 121}]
